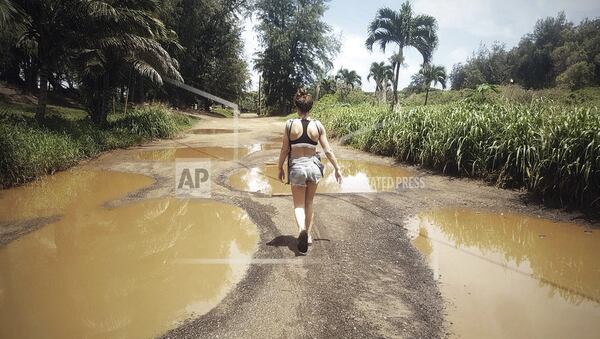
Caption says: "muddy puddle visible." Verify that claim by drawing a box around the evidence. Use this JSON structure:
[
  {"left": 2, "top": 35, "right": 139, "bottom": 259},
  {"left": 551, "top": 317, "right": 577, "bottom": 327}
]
[
  {"left": 0, "top": 170, "right": 155, "bottom": 222},
  {"left": 266, "top": 135, "right": 284, "bottom": 143},
  {"left": 406, "top": 208, "right": 600, "bottom": 339},
  {"left": 134, "top": 146, "right": 254, "bottom": 161},
  {"left": 247, "top": 142, "right": 281, "bottom": 152},
  {"left": 228, "top": 159, "right": 414, "bottom": 195},
  {"left": 134, "top": 143, "right": 283, "bottom": 161},
  {"left": 0, "top": 170, "right": 258, "bottom": 339},
  {"left": 190, "top": 128, "right": 251, "bottom": 134}
]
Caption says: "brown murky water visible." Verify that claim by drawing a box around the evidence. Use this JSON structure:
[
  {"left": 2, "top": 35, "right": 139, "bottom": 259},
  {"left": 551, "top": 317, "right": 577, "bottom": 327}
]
[
  {"left": 406, "top": 209, "right": 600, "bottom": 339},
  {"left": 134, "top": 146, "right": 254, "bottom": 161},
  {"left": 0, "top": 170, "right": 155, "bottom": 222},
  {"left": 267, "top": 135, "right": 284, "bottom": 143},
  {"left": 228, "top": 159, "right": 414, "bottom": 195},
  {"left": 0, "top": 170, "right": 258, "bottom": 339},
  {"left": 249, "top": 142, "right": 281, "bottom": 151},
  {"left": 134, "top": 143, "right": 282, "bottom": 161},
  {"left": 190, "top": 128, "right": 251, "bottom": 134}
]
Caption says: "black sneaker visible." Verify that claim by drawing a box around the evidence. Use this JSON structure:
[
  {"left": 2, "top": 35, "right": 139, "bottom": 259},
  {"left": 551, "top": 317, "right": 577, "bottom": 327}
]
[{"left": 298, "top": 230, "right": 308, "bottom": 253}]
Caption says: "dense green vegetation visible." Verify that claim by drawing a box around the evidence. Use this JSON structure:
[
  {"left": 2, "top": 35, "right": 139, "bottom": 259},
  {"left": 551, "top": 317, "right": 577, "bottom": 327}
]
[
  {"left": 159, "top": 0, "right": 249, "bottom": 109},
  {"left": 401, "top": 85, "right": 600, "bottom": 107},
  {"left": 313, "top": 94, "right": 600, "bottom": 208},
  {"left": 0, "top": 0, "right": 249, "bottom": 124},
  {"left": 0, "top": 0, "right": 242, "bottom": 185},
  {"left": 253, "top": 0, "right": 339, "bottom": 115},
  {"left": 448, "top": 13, "right": 600, "bottom": 91},
  {"left": 0, "top": 102, "right": 191, "bottom": 188}
]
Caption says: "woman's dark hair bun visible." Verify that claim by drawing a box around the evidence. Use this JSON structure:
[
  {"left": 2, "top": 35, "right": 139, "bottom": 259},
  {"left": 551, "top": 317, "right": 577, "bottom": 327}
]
[
  {"left": 296, "top": 88, "right": 309, "bottom": 97},
  {"left": 294, "top": 88, "right": 313, "bottom": 113}
]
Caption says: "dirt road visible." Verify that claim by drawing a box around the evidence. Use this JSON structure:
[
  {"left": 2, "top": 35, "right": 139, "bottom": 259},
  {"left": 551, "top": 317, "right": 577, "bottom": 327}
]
[{"left": 2, "top": 115, "right": 592, "bottom": 338}]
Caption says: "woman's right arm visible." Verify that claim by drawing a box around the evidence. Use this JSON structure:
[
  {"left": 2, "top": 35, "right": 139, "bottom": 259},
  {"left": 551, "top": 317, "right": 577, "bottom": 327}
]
[
  {"left": 317, "top": 121, "right": 342, "bottom": 184},
  {"left": 277, "top": 121, "right": 290, "bottom": 182}
]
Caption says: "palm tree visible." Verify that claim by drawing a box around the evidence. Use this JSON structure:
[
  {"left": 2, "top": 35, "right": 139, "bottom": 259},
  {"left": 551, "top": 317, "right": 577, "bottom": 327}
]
[
  {"left": 335, "top": 68, "right": 362, "bottom": 100},
  {"left": 1, "top": 0, "right": 181, "bottom": 125},
  {"left": 367, "top": 61, "right": 393, "bottom": 103},
  {"left": 419, "top": 63, "right": 447, "bottom": 105},
  {"left": 389, "top": 53, "right": 405, "bottom": 75},
  {"left": 319, "top": 76, "right": 337, "bottom": 97},
  {"left": 0, "top": 0, "right": 20, "bottom": 25},
  {"left": 75, "top": 1, "right": 182, "bottom": 126},
  {"left": 366, "top": 1, "right": 438, "bottom": 108},
  {"left": 0, "top": 0, "right": 76, "bottom": 121},
  {"left": 335, "top": 68, "right": 362, "bottom": 88}
]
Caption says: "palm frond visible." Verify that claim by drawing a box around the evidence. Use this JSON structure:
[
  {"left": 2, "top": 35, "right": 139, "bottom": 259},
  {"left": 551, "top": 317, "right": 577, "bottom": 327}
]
[
  {"left": 0, "top": 0, "right": 28, "bottom": 29},
  {"left": 129, "top": 58, "right": 163, "bottom": 85}
]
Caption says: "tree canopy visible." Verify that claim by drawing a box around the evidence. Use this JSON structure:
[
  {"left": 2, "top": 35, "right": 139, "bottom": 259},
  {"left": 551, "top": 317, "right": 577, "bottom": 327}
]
[
  {"left": 253, "top": 0, "right": 339, "bottom": 115},
  {"left": 450, "top": 12, "right": 600, "bottom": 90},
  {"left": 366, "top": 1, "right": 438, "bottom": 107},
  {"left": 0, "top": 0, "right": 250, "bottom": 124}
]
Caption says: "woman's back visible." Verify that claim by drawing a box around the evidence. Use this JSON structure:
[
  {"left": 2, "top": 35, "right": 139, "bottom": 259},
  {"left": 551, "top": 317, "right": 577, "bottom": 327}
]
[{"left": 287, "top": 118, "right": 322, "bottom": 159}]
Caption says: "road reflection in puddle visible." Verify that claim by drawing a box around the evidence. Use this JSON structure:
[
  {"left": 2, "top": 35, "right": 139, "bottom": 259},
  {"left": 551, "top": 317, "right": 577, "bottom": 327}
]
[
  {"left": 406, "top": 208, "right": 600, "bottom": 339},
  {"left": 190, "top": 128, "right": 251, "bottom": 134},
  {"left": 134, "top": 147, "right": 253, "bottom": 161},
  {"left": 228, "top": 159, "right": 415, "bottom": 195},
  {"left": 133, "top": 143, "right": 282, "bottom": 161}
]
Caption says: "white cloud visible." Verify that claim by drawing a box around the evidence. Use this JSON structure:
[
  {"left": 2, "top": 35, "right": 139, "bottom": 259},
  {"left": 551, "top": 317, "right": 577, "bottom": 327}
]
[
  {"left": 413, "top": 0, "right": 519, "bottom": 39},
  {"left": 448, "top": 48, "right": 470, "bottom": 65}
]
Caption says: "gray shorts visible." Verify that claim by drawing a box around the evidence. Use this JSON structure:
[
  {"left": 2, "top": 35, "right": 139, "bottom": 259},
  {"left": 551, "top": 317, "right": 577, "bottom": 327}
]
[{"left": 289, "top": 156, "right": 323, "bottom": 186}]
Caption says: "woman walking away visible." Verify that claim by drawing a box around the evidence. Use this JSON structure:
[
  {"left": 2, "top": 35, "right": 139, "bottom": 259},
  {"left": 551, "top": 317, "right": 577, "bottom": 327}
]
[{"left": 278, "top": 89, "right": 343, "bottom": 254}]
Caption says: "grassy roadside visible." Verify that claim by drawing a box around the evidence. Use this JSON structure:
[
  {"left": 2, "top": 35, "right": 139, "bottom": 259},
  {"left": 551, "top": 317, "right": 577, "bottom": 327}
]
[
  {"left": 0, "top": 102, "right": 193, "bottom": 188},
  {"left": 312, "top": 97, "right": 600, "bottom": 209},
  {"left": 401, "top": 85, "right": 600, "bottom": 107},
  {"left": 212, "top": 106, "right": 235, "bottom": 118}
]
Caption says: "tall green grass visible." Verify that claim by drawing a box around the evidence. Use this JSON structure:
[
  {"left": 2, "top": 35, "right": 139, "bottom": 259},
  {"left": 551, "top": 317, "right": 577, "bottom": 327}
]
[
  {"left": 401, "top": 85, "right": 600, "bottom": 107},
  {"left": 115, "top": 103, "right": 189, "bottom": 139},
  {"left": 313, "top": 99, "right": 600, "bottom": 208},
  {"left": 0, "top": 103, "right": 192, "bottom": 188}
]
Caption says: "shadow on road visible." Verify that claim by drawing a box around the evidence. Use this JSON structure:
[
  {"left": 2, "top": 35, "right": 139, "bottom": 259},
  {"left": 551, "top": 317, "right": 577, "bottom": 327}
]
[
  {"left": 266, "top": 235, "right": 331, "bottom": 257},
  {"left": 266, "top": 235, "right": 302, "bottom": 256}
]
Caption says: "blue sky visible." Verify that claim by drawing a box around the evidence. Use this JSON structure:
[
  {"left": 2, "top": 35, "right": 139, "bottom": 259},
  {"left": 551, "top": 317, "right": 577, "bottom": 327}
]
[{"left": 242, "top": 0, "right": 600, "bottom": 91}]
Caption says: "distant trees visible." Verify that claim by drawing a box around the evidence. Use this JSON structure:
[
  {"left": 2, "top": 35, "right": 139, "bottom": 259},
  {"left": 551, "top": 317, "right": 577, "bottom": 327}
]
[
  {"left": 335, "top": 68, "right": 362, "bottom": 100},
  {"left": 366, "top": 1, "right": 438, "bottom": 107},
  {"left": 551, "top": 18, "right": 600, "bottom": 89},
  {"left": 511, "top": 12, "right": 571, "bottom": 89},
  {"left": 318, "top": 76, "right": 337, "bottom": 98},
  {"left": 336, "top": 68, "right": 362, "bottom": 89},
  {"left": 419, "top": 64, "right": 447, "bottom": 105},
  {"left": 368, "top": 61, "right": 393, "bottom": 103},
  {"left": 450, "top": 13, "right": 600, "bottom": 90},
  {"left": 254, "top": 0, "right": 339, "bottom": 115},
  {"left": 160, "top": 0, "right": 249, "bottom": 109},
  {"left": 449, "top": 42, "right": 511, "bottom": 90}
]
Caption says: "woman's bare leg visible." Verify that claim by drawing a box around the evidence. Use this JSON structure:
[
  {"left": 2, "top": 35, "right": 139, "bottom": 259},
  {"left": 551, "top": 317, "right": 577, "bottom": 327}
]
[
  {"left": 305, "top": 181, "right": 318, "bottom": 243},
  {"left": 291, "top": 185, "right": 306, "bottom": 232}
]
